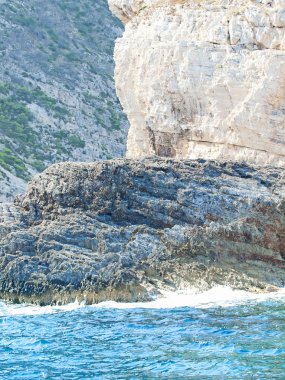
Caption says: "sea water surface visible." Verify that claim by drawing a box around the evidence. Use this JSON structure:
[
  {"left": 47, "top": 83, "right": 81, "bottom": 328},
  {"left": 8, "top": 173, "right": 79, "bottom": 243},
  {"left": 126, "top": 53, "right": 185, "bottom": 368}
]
[{"left": 1, "top": 287, "right": 285, "bottom": 379}]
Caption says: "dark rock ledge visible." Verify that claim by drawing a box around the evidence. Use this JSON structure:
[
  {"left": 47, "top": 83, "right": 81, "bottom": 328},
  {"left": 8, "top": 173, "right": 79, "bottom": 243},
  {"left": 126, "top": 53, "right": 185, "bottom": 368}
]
[{"left": 0, "top": 158, "right": 285, "bottom": 305}]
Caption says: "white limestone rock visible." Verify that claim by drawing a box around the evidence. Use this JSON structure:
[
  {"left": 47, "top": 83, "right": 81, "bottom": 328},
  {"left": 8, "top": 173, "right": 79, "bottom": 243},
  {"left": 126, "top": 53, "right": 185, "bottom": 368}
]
[
  {"left": 108, "top": 0, "right": 285, "bottom": 165},
  {"left": 108, "top": 0, "right": 151, "bottom": 23}
]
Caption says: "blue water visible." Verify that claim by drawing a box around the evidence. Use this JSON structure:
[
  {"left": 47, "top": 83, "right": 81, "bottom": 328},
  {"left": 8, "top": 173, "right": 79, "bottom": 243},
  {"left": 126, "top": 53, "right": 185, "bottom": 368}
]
[{"left": 1, "top": 288, "right": 285, "bottom": 379}]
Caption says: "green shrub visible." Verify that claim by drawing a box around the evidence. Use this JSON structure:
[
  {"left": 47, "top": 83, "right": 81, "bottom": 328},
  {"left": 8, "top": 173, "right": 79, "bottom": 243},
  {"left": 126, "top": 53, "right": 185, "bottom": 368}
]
[
  {"left": 67, "top": 134, "right": 85, "bottom": 148},
  {"left": 0, "top": 148, "right": 29, "bottom": 179}
]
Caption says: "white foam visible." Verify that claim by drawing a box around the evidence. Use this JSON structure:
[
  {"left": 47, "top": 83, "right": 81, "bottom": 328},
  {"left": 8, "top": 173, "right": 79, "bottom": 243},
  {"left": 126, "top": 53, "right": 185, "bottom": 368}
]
[
  {"left": 93, "top": 286, "right": 285, "bottom": 310},
  {"left": 1, "top": 286, "right": 285, "bottom": 316},
  {"left": 0, "top": 299, "right": 85, "bottom": 317}
]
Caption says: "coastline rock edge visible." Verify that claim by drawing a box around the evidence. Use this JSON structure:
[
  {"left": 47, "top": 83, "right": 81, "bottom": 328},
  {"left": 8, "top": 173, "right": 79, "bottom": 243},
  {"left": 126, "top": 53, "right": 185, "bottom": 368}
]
[{"left": 0, "top": 158, "right": 284, "bottom": 305}]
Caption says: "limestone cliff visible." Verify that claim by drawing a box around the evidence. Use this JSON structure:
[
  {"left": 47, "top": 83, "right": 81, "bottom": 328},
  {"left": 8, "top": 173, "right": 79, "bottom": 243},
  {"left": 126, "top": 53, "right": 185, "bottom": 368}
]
[{"left": 108, "top": 0, "right": 285, "bottom": 165}]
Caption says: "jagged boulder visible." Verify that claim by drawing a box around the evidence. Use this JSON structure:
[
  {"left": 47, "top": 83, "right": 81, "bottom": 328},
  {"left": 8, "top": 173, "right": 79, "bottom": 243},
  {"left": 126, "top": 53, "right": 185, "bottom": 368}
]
[{"left": 0, "top": 158, "right": 284, "bottom": 304}]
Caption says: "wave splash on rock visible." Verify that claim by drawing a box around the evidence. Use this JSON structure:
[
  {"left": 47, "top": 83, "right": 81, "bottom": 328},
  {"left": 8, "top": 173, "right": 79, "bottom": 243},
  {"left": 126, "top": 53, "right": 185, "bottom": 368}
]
[{"left": 1, "top": 286, "right": 285, "bottom": 316}]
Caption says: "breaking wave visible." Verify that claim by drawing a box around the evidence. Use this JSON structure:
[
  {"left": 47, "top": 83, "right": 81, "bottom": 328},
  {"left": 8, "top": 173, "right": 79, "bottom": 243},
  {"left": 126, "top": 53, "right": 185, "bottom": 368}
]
[{"left": 1, "top": 286, "right": 285, "bottom": 317}]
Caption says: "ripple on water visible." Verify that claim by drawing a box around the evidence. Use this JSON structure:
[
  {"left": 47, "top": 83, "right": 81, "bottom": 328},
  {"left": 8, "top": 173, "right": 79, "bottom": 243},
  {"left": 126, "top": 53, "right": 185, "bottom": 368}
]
[{"left": 0, "top": 287, "right": 285, "bottom": 379}]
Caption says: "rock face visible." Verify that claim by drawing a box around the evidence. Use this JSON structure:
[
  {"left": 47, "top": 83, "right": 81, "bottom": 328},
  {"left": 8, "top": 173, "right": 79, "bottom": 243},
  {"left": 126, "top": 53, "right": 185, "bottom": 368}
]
[
  {"left": 0, "top": 158, "right": 285, "bottom": 304},
  {"left": 108, "top": 0, "right": 285, "bottom": 165}
]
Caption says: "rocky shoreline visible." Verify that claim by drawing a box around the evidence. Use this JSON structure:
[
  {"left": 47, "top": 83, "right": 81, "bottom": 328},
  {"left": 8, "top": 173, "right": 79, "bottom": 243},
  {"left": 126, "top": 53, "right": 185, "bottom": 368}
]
[{"left": 0, "top": 158, "right": 284, "bottom": 305}]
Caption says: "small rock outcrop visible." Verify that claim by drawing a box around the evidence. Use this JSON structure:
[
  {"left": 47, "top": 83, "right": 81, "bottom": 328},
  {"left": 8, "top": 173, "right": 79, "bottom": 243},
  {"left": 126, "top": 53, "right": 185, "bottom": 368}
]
[
  {"left": 0, "top": 159, "right": 284, "bottom": 305},
  {"left": 108, "top": 0, "right": 285, "bottom": 165}
]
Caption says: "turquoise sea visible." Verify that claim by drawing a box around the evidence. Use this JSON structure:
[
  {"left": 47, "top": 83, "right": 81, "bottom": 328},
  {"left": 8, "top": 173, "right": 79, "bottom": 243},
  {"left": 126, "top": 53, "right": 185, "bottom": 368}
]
[{"left": 1, "top": 287, "right": 285, "bottom": 379}]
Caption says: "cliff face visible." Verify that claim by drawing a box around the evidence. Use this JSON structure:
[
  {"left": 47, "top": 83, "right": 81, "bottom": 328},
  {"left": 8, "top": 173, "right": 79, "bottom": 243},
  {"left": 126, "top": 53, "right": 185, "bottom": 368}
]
[
  {"left": 108, "top": 0, "right": 285, "bottom": 165},
  {"left": 0, "top": 0, "right": 129, "bottom": 202},
  {"left": 0, "top": 159, "right": 285, "bottom": 304}
]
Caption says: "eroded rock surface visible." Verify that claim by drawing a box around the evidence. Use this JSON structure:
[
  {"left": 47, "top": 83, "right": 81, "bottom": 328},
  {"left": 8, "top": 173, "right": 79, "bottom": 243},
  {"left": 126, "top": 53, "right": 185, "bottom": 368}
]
[
  {"left": 0, "top": 159, "right": 284, "bottom": 304},
  {"left": 109, "top": 0, "right": 285, "bottom": 165}
]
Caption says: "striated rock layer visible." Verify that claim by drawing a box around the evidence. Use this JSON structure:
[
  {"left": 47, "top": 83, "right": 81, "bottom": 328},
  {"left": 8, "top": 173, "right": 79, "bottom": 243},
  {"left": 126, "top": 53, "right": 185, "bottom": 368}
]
[
  {"left": 0, "top": 158, "right": 285, "bottom": 305},
  {"left": 108, "top": 0, "right": 285, "bottom": 165}
]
